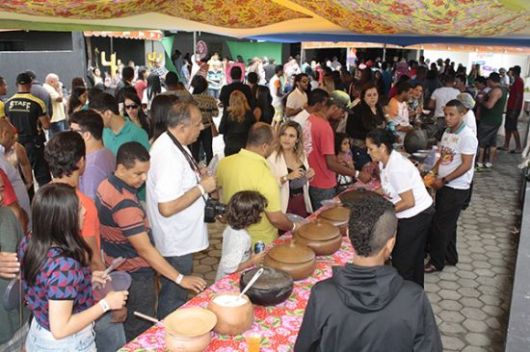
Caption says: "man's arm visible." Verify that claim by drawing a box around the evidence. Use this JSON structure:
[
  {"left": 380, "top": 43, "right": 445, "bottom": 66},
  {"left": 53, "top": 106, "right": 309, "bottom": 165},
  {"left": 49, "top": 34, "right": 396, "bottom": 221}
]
[
  {"left": 432, "top": 154, "right": 474, "bottom": 190},
  {"left": 265, "top": 210, "right": 294, "bottom": 232},
  {"left": 158, "top": 176, "right": 216, "bottom": 217},
  {"left": 481, "top": 87, "right": 502, "bottom": 110},
  {"left": 39, "top": 114, "right": 51, "bottom": 129}
]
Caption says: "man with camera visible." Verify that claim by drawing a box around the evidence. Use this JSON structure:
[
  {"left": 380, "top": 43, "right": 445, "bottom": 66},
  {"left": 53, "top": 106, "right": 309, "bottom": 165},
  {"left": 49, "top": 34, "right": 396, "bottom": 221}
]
[{"left": 146, "top": 102, "right": 216, "bottom": 319}]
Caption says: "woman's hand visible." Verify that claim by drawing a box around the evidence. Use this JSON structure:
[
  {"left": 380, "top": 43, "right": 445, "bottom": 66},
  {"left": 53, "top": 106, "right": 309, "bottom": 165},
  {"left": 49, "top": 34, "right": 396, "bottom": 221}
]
[
  {"left": 305, "top": 168, "right": 315, "bottom": 180},
  {"left": 287, "top": 168, "right": 305, "bottom": 180},
  {"left": 104, "top": 291, "right": 129, "bottom": 310},
  {"left": 251, "top": 251, "right": 266, "bottom": 266},
  {"left": 92, "top": 271, "right": 110, "bottom": 289},
  {"left": 180, "top": 275, "right": 207, "bottom": 294}
]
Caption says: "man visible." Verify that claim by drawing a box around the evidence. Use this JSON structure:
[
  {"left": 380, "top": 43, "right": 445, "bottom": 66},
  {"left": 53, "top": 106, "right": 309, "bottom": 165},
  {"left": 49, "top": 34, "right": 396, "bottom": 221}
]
[
  {"left": 96, "top": 142, "right": 206, "bottom": 341},
  {"left": 386, "top": 81, "right": 413, "bottom": 142},
  {"left": 70, "top": 110, "right": 116, "bottom": 200},
  {"left": 293, "top": 88, "right": 329, "bottom": 133},
  {"left": 498, "top": 67, "right": 510, "bottom": 88},
  {"left": 4, "top": 72, "right": 51, "bottom": 187},
  {"left": 501, "top": 65, "right": 524, "bottom": 153},
  {"left": 269, "top": 65, "right": 285, "bottom": 118},
  {"left": 457, "top": 92, "right": 477, "bottom": 135},
  {"left": 88, "top": 92, "right": 149, "bottom": 155},
  {"left": 25, "top": 70, "right": 52, "bottom": 117},
  {"left": 454, "top": 74, "right": 474, "bottom": 97},
  {"left": 295, "top": 191, "right": 442, "bottom": 352},
  {"left": 429, "top": 75, "right": 459, "bottom": 137},
  {"left": 43, "top": 73, "right": 67, "bottom": 136},
  {"left": 163, "top": 71, "right": 194, "bottom": 103},
  {"left": 285, "top": 73, "right": 309, "bottom": 118},
  {"left": 146, "top": 102, "right": 216, "bottom": 318},
  {"left": 476, "top": 72, "right": 507, "bottom": 169},
  {"left": 425, "top": 100, "right": 477, "bottom": 273},
  {"left": 217, "top": 123, "right": 295, "bottom": 244},
  {"left": 0, "top": 76, "right": 7, "bottom": 118},
  {"left": 304, "top": 89, "right": 367, "bottom": 210},
  {"left": 219, "top": 66, "right": 254, "bottom": 109}
]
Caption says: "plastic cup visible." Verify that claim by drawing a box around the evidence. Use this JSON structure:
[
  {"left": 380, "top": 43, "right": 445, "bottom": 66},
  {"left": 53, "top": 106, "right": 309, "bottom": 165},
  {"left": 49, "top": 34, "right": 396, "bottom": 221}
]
[
  {"left": 244, "top": 331, "right": 261, "bottom": 352},
  {"left": 94, "top": 271, "right": 132, "bottom": 299}
]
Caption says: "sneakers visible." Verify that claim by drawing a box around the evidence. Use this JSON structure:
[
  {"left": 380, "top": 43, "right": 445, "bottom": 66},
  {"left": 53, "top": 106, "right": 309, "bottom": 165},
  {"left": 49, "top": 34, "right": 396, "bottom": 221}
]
[
  {"left": 485, "top": 162, "right": 493, "bottom": 168},
  {"left": 475, "top": 162, "right": 484, "bottom": 172}
]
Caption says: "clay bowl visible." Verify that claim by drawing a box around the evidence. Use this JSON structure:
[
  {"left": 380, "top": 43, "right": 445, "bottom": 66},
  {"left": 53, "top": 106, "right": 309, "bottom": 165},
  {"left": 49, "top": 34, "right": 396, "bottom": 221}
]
[
  {"left": 164, "top": 307, "right": 217, "bottom": 352},
  {"left": 318, "top": 206, "right": 351, "bottom": 236},
  {"left": 294, "top": 220, "right": 342, "bottom": 256},
  {"left": 207, "top": 292, "right": 254, "bottom": 335},
  {"left": 263, "top": 241, "right": 316, "bottom": 280},
  {"left": 239, "top": 266, "right": 293, "bottom": 306}
]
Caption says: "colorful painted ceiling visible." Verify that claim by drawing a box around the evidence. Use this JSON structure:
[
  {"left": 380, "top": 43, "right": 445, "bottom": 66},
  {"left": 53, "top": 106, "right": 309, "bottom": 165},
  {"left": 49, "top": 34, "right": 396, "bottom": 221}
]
[{"left": 0, "top": 0, "right": 529, "bottom": 44}]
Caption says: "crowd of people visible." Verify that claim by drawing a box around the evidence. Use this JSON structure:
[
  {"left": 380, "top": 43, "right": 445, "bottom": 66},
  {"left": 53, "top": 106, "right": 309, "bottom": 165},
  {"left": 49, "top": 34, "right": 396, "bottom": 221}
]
[{"left": 0, "top": 50, "right": 525, "bottom": 351}]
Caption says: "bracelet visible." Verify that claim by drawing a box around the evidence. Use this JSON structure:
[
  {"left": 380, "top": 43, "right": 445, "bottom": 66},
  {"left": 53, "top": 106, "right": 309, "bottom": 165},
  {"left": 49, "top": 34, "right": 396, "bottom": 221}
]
[
  {"left": 197, "top": 184, "right": 206, "bottom": 196},
  {"left": 99, "top": 299, "right": 110, "bottom": 313},
  {"left": 175, "top": 273, "right": 184, "bottom": 285},
  {"left": 291, "top": 222, "right": 297, "bottom": 232},
  {"left": 354, "top": 170, "right": 360, "bottom": 178}
]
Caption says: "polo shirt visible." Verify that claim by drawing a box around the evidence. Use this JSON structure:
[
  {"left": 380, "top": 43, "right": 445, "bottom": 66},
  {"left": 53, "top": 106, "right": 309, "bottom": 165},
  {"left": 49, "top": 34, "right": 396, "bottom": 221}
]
[
  {"left": 103, "top": 119, "right": 150, "bottom": 156},
  {"left": 216, "top": 149, "right": 281, "bottom": 245},
  {"left": 4, "top": 93, "right": 47, "bottom": 144},
  {"left": 96, "top": 174, "right": 153, "bottom": 274}
]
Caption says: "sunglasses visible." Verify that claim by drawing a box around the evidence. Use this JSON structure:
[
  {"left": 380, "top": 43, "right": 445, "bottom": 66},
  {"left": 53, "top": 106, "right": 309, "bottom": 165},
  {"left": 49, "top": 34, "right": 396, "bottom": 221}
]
[{"left": 125, "top": 104, "right": 139, "bottom": 110}]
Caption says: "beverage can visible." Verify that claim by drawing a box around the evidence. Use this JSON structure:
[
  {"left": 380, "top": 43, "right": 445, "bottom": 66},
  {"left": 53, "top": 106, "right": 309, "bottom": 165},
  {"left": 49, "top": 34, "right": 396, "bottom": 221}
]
[{"left": 254, "top": 241, "right": 265, "bottom": 254}]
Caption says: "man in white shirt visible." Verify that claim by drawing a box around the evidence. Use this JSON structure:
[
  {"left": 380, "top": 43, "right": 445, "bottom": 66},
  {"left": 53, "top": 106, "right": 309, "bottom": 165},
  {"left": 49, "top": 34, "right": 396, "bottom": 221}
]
[
  {"left": 269, "top": 65, "right": 285, "bottom": 119},
  {"left": 146, "top": 102, "right": 216, "bottom": 318},
  {"left": 285, "top": 73, "right": 309, "bottom": 118},
  {"left": 429, "top": 75, "right": 460, "bottom": 140},
  {"left": 425, "top": 100, "right": 477, "bottom": 273},
  {"left": 43, "top": 73, "right": 67, "bottom": 137}
]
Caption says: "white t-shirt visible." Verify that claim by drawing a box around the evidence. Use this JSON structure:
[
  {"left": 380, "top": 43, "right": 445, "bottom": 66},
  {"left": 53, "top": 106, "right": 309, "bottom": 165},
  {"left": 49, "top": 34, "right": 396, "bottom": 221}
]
[
  {"left": 215, "top": 226, "right": 252, "bottom": 281},
  {"left": 431, "top": 87, "right": 459, "bottom": 117},
  {"left": 463, "top": 109, "right": 477, "bottom": 135},
  {"left": 286, "top": 89, "right": 308, "bottom": 111},
  {"left": 269, "top": 75, "right": 284, "bottom": 107},
  {"left": 438, "top": 124, "right": 478, "bottom": 190},
  {"left": 390, "top": 100, "right": 410, "bottom": 143},
  {"left": 292, "top": 109, "right": 310, "bottom": 128},
  {"left": 146, "top": 132, "right": 208, "bottom": 257},
  {"left": 379, "top": 150, "right": 433, "bottom": 219}
]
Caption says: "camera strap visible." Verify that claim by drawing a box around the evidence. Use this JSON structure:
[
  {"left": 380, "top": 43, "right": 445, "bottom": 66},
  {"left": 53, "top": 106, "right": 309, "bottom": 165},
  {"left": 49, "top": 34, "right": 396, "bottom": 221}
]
[{"left": 165, "top": 130, "right": 208, "bottom": 201}]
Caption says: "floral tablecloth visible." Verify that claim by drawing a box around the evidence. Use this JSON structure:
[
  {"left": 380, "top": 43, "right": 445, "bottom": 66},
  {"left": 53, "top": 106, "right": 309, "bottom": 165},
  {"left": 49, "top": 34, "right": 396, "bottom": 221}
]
[{"left": 118, "top": 183, "right": 376, "bottom": 352}]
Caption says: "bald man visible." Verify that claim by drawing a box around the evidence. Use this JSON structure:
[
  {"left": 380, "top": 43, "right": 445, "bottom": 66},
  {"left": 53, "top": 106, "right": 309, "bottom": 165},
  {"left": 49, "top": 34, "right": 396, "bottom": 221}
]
[{"left": 43, "top": 73, "right": 67, "bottom": 136}]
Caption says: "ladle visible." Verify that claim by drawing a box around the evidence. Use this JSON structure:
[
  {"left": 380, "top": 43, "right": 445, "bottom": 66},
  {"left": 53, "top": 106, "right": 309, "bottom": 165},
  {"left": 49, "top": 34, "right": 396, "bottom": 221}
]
[{"left": 237, "top": 267, "right": 264, "bottom": 301}]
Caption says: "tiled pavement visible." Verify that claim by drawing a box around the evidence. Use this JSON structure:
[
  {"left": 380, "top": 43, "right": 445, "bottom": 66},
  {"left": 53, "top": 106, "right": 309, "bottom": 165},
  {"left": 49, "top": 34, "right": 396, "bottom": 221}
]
[{"left": 190, "top": 123, "right": 522, "bottom": 351}]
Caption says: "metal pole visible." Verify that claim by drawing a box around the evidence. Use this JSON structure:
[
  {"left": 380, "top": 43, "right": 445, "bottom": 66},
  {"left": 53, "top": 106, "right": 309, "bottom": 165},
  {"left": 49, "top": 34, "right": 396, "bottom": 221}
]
[
  {"left": 110, "top": 37, "right": 113, "bottom": 54},
  {"left": 193, "top": 31, "right": 197, "bottom": 56},
  {"left": 382, "top": 43, "right": 387, "bottom": 62}
]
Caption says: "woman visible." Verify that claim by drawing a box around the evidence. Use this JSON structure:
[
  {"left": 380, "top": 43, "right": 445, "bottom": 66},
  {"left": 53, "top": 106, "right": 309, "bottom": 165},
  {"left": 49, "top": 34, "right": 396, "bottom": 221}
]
[
  {"left": 20, "top": 183, "right": 127, "bottom": 351},
  {"left": 254, "top": 85, "right": 274, "bottom": 124},
  {"left": 123, "top": 91, "right": 150, "bottom": 137},
  {"left": 267, "top": 121, "right": 314, "bottom": 217},
  {"left": 189, "top": 75, "right": 219, "bottom": 164},
  {"left": 134, "top": 67, "right": 148, "bottom": 101},
  {"left": 366, "top": 128, "right": 434, "bottom": 287},
  {"left": 219, "top": 91, "right": 255, "bottom": 156},
  {"left": 67, "top": 86, "right": 88, "bottom": 117},
  {"left": 143, "top": 73, "right": 164, "bottom": 109},
  {"left": 408, "top": 82, "right": 424, "bottom": 122},
  {"left": 149, "top": 94, "right": 179, "bottom": 143}
]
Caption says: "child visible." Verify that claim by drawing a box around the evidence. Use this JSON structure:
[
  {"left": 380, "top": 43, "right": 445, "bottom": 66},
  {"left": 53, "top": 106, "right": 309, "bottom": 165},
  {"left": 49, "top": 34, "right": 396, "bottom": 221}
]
[
  {"left": 216, "top": 191, "right": 268, "bottom": 281},
  {"left": 335, "top": 133, "right": 355, "bottom": 192}
]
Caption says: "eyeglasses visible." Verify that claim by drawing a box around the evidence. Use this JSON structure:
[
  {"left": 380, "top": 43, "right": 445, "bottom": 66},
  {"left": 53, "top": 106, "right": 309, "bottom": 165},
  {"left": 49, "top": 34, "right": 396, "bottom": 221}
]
[{"left": 125, "top": 104, "right": 139, "bottom": 110}]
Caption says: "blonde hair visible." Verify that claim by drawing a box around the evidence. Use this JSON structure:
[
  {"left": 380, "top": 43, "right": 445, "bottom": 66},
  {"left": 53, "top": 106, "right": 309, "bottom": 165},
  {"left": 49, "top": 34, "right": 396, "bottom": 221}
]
[
  {"left": 274, "top": 121, "right": 305, "bottom": 161},
  {"left": 227, "top": 90, "right": 250, "bottom": 123}
]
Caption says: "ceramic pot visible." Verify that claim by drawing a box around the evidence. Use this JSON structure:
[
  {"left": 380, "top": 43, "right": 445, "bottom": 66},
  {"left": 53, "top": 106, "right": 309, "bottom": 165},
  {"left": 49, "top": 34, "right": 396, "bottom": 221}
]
[
  {"left": 164, "top": 307, "right": 217, "bottom": 352},
  {"left": 318, "top": 206, "right": 350, "bottom": 236},
  {"left": 239, "top": 266, "right": 293, "bottom": 306},
  {"left": 207, "top": 292, "right": 254, "bottom": 335},
  {"left": 263, "top": 241, "right": 316, "bottom": 280},
  {"left": 294, "top": 220, "right": 342, "bottom": 256}
]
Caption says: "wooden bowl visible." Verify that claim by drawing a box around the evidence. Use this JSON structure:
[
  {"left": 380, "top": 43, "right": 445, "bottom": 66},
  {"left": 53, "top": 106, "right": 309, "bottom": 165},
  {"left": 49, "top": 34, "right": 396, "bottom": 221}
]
[
  {"left": 207, "top": 292, "right": 254, "bottom": 335},
  {"left": 294, "top": 220, "right": 342, "bottom": 255},
  {"left": 164, "top": 307, "right": 217, "bottom": 352},
  {"left": 318, "top": 206, "right": 350, "bottom": 236},
  {"left": 264, "top": 241, "right": 316, "bottom": 280}
]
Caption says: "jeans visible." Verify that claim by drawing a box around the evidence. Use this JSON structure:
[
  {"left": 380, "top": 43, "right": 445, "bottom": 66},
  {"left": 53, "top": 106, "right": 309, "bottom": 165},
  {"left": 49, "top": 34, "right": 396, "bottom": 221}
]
[
  {"left": 49, "top": 120, "right": 69, "bottom": 137},
  {"left": 427, "top": 186, "right": 470, "bottom": 270},
  {"left": 26, "top": 319, "right": 96, "bottom": 352},
  {"left": 125, "top": 271, "right": 156, "bottom": 342},
  {"left": 157, "top": 254, "right": 193, "bottom": 320},
  {"left": 309, "top": 186, "right": 336, "bottom": 211},
  {"left": 94, "top": 312, "right": 126, "bottom": 352},
  {"left": 208, "top": 89, "right": 220, "bottom": 99},
  {"left": 190, "top": 125, "right": 213, "bottom": 164}
]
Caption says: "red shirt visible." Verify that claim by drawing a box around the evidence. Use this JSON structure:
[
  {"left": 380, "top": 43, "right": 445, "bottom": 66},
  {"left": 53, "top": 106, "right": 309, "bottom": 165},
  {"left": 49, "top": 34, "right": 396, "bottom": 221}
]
[
  {"left": 306, "top": 115, "right": 336, "bottom": 189},
  {"left": 0, "top": 168, "right": 17, "bottom": 206},
  {"left": 134, "top": 80, "right": 147, "bottom": 101},
  {"left": 507, "top": 77, "right": 524, "bottom": 111}
]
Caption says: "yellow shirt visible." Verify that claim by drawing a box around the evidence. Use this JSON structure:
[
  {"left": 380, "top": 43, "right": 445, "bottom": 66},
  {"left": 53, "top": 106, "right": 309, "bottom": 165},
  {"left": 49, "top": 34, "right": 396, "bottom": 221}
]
[
  {"left": 0, "top": 100, "right": 5, "bottom": 118},
  {"left": 217, "top": 149, "right": 281, "bottom": 245}
]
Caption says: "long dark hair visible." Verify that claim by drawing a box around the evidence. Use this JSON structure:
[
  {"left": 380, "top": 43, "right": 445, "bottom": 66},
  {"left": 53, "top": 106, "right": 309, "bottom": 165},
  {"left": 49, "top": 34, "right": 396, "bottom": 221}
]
[
  {"left": 23, "top": 183, "right": 92, "bottom": 285},
  {"left": 255, "top": 86, "right": 274, "bottom": 124},
  {"left": 146, "top": 73, "right": 162, "bottom": 101},
  {"left": 123, "top": 91, "right": 151, "bottom": 137},
  {"left": 68, "top": 86, "right": 87, "bottom": 116},
  {"left": 357, "top": 82, "right": 385, "bottom": 131},
  {"left": 149, "top": 94, "right": 179, "bottom": 141}
]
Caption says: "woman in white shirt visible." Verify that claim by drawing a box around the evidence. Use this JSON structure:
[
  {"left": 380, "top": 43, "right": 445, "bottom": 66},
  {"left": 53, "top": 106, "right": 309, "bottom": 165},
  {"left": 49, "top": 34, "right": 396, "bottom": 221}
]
[
  {"left": 366, "top": 128, "right": 434, "bottom": 287},
  {"left": 268, "top": 121, "right": 314, "bottom": 217}
]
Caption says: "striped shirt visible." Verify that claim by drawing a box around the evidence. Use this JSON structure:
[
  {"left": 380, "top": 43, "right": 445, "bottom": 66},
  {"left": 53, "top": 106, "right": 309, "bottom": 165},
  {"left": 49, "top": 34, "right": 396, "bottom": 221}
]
[{"left": 96, "top": 174, "right": 153, "bottom": 274}]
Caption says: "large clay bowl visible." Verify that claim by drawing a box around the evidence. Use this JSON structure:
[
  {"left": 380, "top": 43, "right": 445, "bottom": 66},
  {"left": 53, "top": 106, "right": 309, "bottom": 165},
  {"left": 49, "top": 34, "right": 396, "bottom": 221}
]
[
  {"left": 239, "top": 266, "right": 293, "bottom": 306},
  {"left": 294, "top": 220, "right": 342, "bottom": 256},
  {"left": 164, "top": 307, "right": 217, "bottom": 352},
  {"left": 207, "top": 292, "right": 254, "bottom": 335},
  {"left": 264, "top": 241, "right": 316, "bottom": 280},
  {"left": 318, "top": 206, "right": 350, "bottom": 236}
]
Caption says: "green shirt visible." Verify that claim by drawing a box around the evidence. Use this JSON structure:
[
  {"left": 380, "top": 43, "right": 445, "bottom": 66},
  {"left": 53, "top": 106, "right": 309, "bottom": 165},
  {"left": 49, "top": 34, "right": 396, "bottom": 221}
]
[{"left": 480, "top": 87, "right": 507, "bottom": 127}]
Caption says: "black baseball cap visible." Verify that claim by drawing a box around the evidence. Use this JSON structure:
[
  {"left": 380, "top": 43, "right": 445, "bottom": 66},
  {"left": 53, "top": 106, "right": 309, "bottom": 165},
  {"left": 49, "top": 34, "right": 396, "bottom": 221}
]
[{"left": 16, "top": 73, "right": 32, "bottom": 85}]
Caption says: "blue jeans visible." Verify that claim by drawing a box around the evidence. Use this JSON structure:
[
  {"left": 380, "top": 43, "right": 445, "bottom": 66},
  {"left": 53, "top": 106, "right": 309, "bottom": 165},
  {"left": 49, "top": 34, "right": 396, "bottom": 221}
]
[
  {"left": 125, "top": 271, "right": 156, "bottom": 342},
  {"left": 49, "top": 120, "right": 69, "bottom": 137},
  {"left": 94, "top": 312, "right": 126, "bottom": 352},
  {"left": 26, "top": 319, "right": 96, "bottom": 352},
  {"left": 309, "top": 186, "right": 336, "bottom": 211},
  {"left": 157, "top": 254, "right": 193, "bottom": 320}
]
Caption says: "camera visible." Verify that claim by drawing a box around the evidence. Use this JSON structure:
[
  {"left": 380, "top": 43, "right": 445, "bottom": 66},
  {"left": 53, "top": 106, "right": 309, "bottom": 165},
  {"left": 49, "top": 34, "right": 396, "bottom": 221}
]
[{"left": 204, "top": 198, "right": 226, "bottom": 223}]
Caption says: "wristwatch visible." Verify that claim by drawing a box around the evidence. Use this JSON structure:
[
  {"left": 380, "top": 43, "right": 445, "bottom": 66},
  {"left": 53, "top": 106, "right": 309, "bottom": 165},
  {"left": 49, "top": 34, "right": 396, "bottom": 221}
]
[{"left": 441, "top": 177, "right": 448, "bottom": 185}]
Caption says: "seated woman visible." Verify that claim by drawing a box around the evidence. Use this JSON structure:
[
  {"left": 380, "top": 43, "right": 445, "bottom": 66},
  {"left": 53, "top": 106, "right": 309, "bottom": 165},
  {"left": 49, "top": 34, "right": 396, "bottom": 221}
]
[
  {"left": 295, "top": 191, "right": 441, "bottom": 352},
  {"left": 267, "top": 121, "right": 314, "bottom": 218},
  {"left": 20, "top": 183, "right": 128, "bottom": 351}
]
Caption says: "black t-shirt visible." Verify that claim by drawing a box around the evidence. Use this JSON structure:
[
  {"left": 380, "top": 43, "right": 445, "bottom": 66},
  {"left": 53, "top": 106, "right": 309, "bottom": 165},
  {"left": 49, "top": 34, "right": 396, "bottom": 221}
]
[{"left": 4, "top": 93, "right": 47, "bottom": 144}]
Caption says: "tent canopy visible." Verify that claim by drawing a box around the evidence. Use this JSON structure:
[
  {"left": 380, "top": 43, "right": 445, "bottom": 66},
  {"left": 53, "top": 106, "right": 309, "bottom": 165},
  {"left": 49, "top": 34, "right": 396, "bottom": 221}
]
[{"left": 1, "top": 0, "right": 529, "bottom": 46}]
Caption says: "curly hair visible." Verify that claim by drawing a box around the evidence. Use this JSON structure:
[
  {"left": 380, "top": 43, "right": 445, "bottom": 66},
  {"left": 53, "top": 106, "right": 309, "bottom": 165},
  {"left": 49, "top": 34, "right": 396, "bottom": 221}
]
[
  {"left": 225, "top": 191, "right": 268, "bottom": 230},
  {"left": 44, "top": 131, "right": 86, "bottom": 179},
  {"left": 343, "top": 190, "right": 397, "bottom": 257}
]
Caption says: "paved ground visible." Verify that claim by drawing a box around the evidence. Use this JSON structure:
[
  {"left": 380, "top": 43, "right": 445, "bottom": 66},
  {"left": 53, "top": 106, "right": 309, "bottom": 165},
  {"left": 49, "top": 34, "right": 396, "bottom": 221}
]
[{"left": 189, "top": 117, "right": 523, "bottom": 351}]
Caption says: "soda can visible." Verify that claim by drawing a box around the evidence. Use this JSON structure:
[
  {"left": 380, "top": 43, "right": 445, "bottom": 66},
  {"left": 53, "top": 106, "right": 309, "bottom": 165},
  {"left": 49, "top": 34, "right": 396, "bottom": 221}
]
[{"left": 254, "top": 241, "right": 265, "bottom": 254}]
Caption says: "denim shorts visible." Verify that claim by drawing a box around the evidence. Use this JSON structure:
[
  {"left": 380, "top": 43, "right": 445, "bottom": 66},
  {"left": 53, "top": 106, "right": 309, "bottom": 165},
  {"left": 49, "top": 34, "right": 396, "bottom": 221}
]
[{"left": 25, "top": 318, "right": 96, "bottom": 352}]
